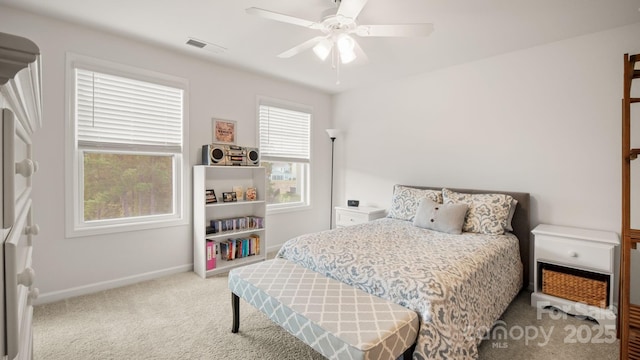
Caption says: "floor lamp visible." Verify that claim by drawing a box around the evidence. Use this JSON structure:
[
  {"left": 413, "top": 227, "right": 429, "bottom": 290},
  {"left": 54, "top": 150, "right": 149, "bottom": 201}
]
[{"left": 326, "top": 129, "right": 339, "bottom": 229}]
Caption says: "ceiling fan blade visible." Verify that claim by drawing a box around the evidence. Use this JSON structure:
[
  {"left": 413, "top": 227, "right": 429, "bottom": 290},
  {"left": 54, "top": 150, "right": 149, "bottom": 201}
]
[
  {"left": 277, "top": 36, "right": 326, "bottom": 58},
  {"left": 246, "top": 7, "right": 321, "bottom": 29},
  {"left": 355, "top": 23, "right": 434, "bottom": 37},
  {"left": 337, "top": 0, "right": 369, "bottom": 20},
  {"left": 352, "top": 39, "right": 369, "bottom": 64}
]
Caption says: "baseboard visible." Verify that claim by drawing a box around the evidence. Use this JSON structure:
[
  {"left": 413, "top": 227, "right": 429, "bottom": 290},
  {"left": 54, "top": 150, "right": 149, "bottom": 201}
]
[
  {"left": 35, "top": 264, "right": 193, "bottom": 306},
  {"left": 266, "top": 244, "right": 282, "bottom": 255}
]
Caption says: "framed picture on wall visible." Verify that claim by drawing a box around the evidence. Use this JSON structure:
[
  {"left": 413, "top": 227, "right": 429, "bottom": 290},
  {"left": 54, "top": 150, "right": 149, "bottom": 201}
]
[{"left": 212, "top": 118, "right": 237, "bottom": 144}]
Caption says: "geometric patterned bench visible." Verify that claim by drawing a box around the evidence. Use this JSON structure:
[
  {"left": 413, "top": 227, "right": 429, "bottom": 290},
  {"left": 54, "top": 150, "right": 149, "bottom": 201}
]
[{"left": 228, "top": 259, "right": 419, "bottom": 360}]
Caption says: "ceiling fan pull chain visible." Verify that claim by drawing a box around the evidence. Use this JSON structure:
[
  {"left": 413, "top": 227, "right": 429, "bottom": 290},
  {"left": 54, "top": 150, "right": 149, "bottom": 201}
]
[
  {"left": 330, "top": 46, "right": 340, "bottom": 84},
  {"left": 331, "top": 46, "right": 337, "bottom": 69}
]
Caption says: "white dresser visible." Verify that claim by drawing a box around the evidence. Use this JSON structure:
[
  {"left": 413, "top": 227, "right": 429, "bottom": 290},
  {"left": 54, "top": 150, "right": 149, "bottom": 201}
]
[{"left": 0, "top": 32, "right": 42, "bottom": 360}]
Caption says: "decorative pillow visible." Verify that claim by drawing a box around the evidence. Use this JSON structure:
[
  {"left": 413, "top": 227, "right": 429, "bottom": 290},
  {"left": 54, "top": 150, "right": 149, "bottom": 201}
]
[
  {"left": 387, "top": 185, "right": 443, "bottom": 221},
  {"left": 413, "top": 198, "right": 468, "bottom": 234},
  {"left": 442, "top": 188, "right": 514, "bottom": 235},
  {"left": 504, "top": 198, "right": 518, "bottom": 232}
]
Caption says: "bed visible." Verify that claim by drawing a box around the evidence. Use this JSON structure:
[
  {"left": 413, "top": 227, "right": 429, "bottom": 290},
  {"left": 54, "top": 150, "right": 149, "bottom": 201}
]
[{"left": 276, "top": 185, "right": 530, "bottom": 359}]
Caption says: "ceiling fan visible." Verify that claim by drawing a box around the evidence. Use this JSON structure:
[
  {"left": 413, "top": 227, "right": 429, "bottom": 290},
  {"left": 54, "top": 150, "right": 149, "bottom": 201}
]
[{"left": 245, "top": 0, "right": 434, "bottom": 66}]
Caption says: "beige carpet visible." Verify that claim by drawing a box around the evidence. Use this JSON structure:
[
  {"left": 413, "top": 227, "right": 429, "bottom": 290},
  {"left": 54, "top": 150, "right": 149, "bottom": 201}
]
[{"left": 33, "top": 270, "right": 619, "bottom": 360}]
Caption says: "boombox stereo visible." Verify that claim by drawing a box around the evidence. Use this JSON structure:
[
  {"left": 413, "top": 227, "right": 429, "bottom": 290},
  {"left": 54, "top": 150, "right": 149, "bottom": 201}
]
[{"left": 201, "top": 143, "right": 260, "bottom": 166}]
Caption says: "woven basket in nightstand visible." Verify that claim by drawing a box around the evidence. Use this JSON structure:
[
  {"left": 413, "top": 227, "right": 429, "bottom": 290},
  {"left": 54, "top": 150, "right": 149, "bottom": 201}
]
[{"left": 542, "top": 268, "right": 608, "bottom": 309}]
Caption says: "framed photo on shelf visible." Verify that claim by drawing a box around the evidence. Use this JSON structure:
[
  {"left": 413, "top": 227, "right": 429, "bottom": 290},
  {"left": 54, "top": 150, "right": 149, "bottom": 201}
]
[
  {"left": 212, "top": 118, "right": 237, "bottom": 144},
  {"left": 205, "top": 189, "right": 217, "bottom": 204},
  {"left": 233, "top": 186, "right": 244, "bottom": 201},
  {"left": 222, "top": 191, "right": 237, "bottom": 202},
  {"left": 246, "top": 187, "right": 257, "bottom": 201}
]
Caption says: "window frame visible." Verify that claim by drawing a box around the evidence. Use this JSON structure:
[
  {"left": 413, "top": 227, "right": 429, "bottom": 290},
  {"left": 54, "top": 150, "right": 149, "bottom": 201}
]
[
  {"left": 257, "top": 96, "right": 312, "bottom": 214},
  {"left": 262, "top": 160, "right": 310, "bottom": 213},
  {"left": 65, "top": 53, "right": 189, "bottom": 237}
]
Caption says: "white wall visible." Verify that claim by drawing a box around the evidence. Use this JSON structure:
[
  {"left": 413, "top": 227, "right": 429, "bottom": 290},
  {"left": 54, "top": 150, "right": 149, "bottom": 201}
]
[
  {"left": 2, "top": 4, "right": 638, "bottom": 302},
  {"left": 0, "top": 6, "right": 332, "bottom": 302},
  {"left": 332, "top": 22, "right": 640, "bottom": 285}
]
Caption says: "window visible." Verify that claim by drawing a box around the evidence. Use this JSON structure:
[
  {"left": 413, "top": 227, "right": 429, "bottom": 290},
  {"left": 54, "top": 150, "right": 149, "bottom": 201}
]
[
  {"left": 66, "top": 54, "right": 188, "bottom": 236},
  {"left": 258, "top": 99, "right": 311, "bottom": 212}
]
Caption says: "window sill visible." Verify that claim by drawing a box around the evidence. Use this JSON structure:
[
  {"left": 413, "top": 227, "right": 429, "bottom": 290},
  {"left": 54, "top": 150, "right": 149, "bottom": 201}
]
[
  {"left": 66, "top": 216, "right": 188, "bottom": 238},
  {"left": 267, "top": 203, "right": 311, "bottom": 215}
]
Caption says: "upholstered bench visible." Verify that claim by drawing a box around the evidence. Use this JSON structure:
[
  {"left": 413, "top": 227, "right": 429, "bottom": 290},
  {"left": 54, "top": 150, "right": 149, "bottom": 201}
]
[{"left": 228, "top": 259, "right": 419, "bottom": 360}]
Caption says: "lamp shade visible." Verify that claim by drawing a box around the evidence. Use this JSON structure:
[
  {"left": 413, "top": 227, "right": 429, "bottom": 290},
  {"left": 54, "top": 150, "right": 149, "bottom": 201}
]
[
  {"left": 339, "top": 49, "right": 356, "bottom": 64},
  {"left": 313, "top": 39, "right": 333, "bottom": 61},
  {"left": 336, "top": 34, "right": 354, "bottom": 53},
  {"left": 336, "top": 34, "right": 356, "bottom": 64},
  {"left": 326, "top": 128, "right": 340, "bottom": 139}
]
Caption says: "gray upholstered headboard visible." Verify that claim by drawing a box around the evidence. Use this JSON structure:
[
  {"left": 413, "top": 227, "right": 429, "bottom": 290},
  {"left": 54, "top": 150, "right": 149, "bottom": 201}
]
[{"left": 399, "top": 185, "right": 531, "bottom": 289}]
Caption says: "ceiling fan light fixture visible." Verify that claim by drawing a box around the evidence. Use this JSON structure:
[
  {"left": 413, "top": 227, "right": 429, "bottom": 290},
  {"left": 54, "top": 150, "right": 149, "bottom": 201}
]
[
  {"left": 246, "top": 1, "right": 435, "bottom": 78},
  {"left": 313, "top": 39, "right": 333, "bottom": 61},
  {"left": 336, "top": 33, "right": 355, "bottom": 53},
  {"left": 339, "top": 48, "right": 356, "bottom": 64},
  {"left": 336, "top": 33, "right": 356, "bottom": 64}
]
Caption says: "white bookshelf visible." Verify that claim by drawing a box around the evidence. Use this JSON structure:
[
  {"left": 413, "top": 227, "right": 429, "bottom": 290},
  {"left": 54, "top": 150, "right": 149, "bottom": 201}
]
[{"left": 193, "top": 165, "right": 267, "bottom": 278}]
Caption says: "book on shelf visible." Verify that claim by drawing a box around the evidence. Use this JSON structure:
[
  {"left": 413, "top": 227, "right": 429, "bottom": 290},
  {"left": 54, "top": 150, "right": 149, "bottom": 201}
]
[
  {"left": 243, "top": 238, "right": 249, "bottom": 257},
  {"left": 206, "top": 240, "right": 216, "bottom": 270},
  {"left": 236, "top": 239, "right": 243, "bottom": 259},
  {"left": 248, "top": 237, "right": 255, "bottom": 256},
  {"left": 209, "top": 216, "right": 264, "bottom": 234},
  {"left": 220, "top": 241, "right": 228, "bottom": 260},
  {"left": 219, "top": 234, "right": 261, "bottom": 261},
  {"left": 248, "top": 216, "right": 264, "bottom": 229},
  {"left": 229, "top": 240, "right": 236, "bottom": 260},
  {"left": 250, "top": 234, "right": 261, "bottom": 255}
]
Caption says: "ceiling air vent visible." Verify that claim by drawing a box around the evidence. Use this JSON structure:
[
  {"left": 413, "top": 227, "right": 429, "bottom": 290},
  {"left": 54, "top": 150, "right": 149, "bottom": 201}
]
[{"left": 186, "top": 37, "right": 227, "bottom": 54}]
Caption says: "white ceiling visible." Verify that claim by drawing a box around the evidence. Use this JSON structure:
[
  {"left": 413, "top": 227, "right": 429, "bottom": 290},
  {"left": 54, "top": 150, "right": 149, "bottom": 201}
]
[{"left": 2, "top": 0, "right": 640, "bottom": 94}]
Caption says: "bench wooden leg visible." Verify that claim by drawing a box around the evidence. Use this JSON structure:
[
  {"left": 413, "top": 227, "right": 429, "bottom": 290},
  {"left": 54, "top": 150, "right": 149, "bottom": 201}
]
[{"left": 231, "top": 293, "right": 240, "bottom": 333}]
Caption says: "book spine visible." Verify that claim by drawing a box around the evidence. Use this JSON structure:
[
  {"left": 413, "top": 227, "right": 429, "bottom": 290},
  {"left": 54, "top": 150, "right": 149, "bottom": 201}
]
[
  {"left": 206, "top": 240, "right": 216, "bottom": 270},
  {"left": 243, "top": 238, "right": 249, "bottom": 257},
  {"left": 250, "top": 234, "right": 260, "bottom": 255}
]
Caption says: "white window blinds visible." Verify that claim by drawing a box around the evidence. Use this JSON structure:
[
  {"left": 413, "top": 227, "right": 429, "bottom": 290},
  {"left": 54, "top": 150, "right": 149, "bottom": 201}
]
[
  {"left": 76, "top": 68, "right": 183, "bottom": 151},
  {"left": 259, "top": 104, "right": 311, "bottom": 162}
]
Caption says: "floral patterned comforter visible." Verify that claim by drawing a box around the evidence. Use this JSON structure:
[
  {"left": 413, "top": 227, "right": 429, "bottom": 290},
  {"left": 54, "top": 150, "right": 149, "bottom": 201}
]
[{"left": 276, "top": 218, "right": 522, "bottom": 360}]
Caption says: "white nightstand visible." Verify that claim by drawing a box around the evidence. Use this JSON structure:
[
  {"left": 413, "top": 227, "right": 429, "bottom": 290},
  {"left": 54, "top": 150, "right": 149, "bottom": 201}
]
[
  {"left": 531, "top": 224, "right": 619, "bottom": 330},
  {"left": 335, "top": 206, "right": 385, "bottom": 228}
]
